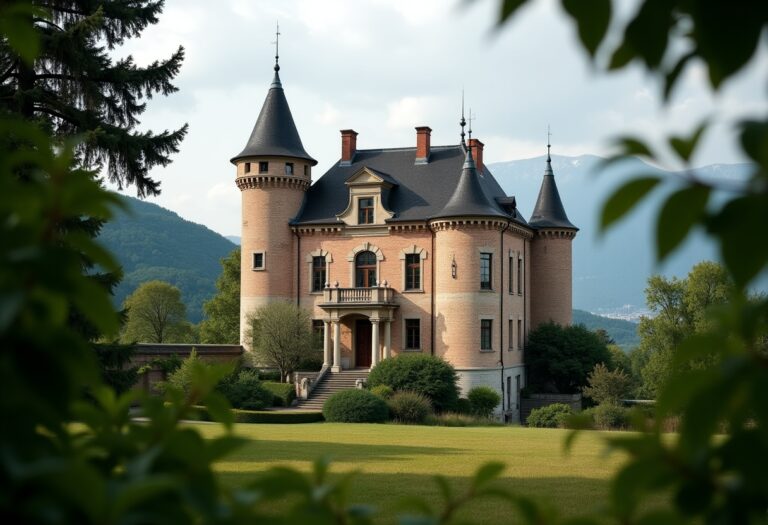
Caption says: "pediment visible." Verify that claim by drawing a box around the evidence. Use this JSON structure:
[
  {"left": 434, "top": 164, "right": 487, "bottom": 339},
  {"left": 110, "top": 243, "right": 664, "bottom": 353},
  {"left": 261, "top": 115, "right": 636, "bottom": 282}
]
[{"left": 345, "top": 166, "right": 397, "bottom": 188}]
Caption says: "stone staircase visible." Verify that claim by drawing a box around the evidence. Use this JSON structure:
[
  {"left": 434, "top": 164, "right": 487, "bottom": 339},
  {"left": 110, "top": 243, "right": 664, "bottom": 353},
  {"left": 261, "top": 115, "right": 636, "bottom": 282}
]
[{"left": 295, "top": 369, "right": 369, "bottom": 411}]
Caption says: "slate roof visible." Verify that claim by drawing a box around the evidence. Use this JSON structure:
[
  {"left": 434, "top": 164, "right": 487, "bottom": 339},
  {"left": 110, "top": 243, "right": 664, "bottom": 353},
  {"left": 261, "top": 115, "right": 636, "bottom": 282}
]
[
  {"left": 528, "top": 154, "right": 578, "bottom": 230},
  {"left": 230, "top": 70, "right": 317, "bottom": 165},
  {"left": 293, "top": 144, "right": 530, "bottom": 227}
]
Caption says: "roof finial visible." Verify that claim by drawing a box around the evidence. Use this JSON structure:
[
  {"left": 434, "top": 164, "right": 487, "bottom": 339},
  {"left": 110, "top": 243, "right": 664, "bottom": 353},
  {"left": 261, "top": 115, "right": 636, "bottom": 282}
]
[
  {"left": 460, "top": 90, "right": 466, "bottom": 146},
  {"left": 273, "top": 22, "right": 281, "bottom": 72},
  {"left": 547, "top": 124, "right": 552, "bottom": 162},
  {"left": 468, "top": 108, "right": 474, "bottom": 141}
]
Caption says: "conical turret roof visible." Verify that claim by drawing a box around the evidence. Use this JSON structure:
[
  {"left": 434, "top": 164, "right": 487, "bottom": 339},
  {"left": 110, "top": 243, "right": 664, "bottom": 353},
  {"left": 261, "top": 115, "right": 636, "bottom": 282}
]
[
  {"left": 528, "top": 151, "right": 577, "bottom": 229},
  {"left": 230, "top": 68, "right": 316, "bottom": 165},
  {"left": 431, "top": 147, "right": 507, "bottom": 219}
]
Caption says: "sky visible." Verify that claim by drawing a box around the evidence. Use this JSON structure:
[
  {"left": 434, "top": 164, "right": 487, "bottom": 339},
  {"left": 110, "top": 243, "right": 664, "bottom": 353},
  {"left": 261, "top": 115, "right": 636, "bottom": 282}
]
[{"left": 113, "top": 0, "right": 767, "bottom": 237}]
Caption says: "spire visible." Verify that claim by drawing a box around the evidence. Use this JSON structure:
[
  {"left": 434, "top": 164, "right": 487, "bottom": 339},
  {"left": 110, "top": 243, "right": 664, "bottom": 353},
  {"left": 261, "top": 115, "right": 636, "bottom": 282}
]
[
  {"left": 230, "top": 48, "right": 316, "bottom": 165},
  {"left": 528, "top": 137, "right": 577, "bottom": 230},
  {"left": 468, "top": 108, "right": 473, "bottom": 141},
  {"left": 273, "top": 22, "right": 280, "bottom": 72},
  {"left": 432, "top": 147, "right": 506, "bottom": 220},
  {"left": 460, "top": 90, "right": 466, "bottom": 147}
]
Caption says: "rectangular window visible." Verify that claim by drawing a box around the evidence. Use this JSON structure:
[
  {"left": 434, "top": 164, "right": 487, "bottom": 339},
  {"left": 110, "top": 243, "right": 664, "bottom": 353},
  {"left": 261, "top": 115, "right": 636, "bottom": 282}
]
[
  {"left": 480, "top": 253, "right": 492, "bottom": 290},
  {"left": 517, "top": 257, "right": 523, "bottom": 295},
  {"left": 480, "top": 319, "right": 493, "bottom": 350},
  {"left": 506, "top": 376, "right": 511, "bottom": 411},
  {"left": 244, "top": 162, "right": 251, "bottom": 173},
  {"left": 358, "top": 197, "right": 374, "bottom": 224},
  {"left": 258, "top": 161, "right": 269, "bottom": 173},
  {"left": 312, "top": 320, "right": 324, "bottom": 350},
  {"left": 518, "top": 319, "right": 523, "bottom": 350},
  {"left": 508, "top": 256, "right": 514, "bottom": 293},
  {"left": 311, "top": 256, "right": 326, "bottom": 292},
  {"left": 285, "top": 162, "right": 294, "bottom": 175},
  {"left": 508, "top": 320, "right": 514, "bottom": 350},
  {"left": 405, "top": 319, "right": 421, "bottom": 350},
  {"left": 304, "top": 165, "right": 309, "bottom": 176},
  {"left": 405, "top": 253, "right": 421, "bottom": 290},
  {"left": 252, "top": 251, "right": 265, "bottom": 270}
]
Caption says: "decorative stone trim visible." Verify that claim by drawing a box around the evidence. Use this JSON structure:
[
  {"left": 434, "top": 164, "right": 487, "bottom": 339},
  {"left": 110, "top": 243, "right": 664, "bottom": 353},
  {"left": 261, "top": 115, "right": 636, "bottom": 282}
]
[
  {"left": 347, "top": 242, "right": 384, "bottom": 262},
  {"left": 429, "top": 218, "right": 509, "bottom": 232},
  {"left": 305, "top": 249, "right": 333, "bottom": 263},
  {"left": 477, "top": 245, "right": 496, "bottom": 254},
  {"left": 534, "top": 228, "right": 577, "bottom": 240},
  {"left": 293, "top": 226, "right": 343, "bottom": 235},
  {"left": 398, "top": 245, "right": 428, "bottom": 260},
  {"left": 306, "top": 249, "right": 333, "bottom": 293},
  {"left": 236, "top": 174, "right": 310, "bottom": 191},
  {"left": 388, "top": 223, "right": 428, "bottom": 232}
]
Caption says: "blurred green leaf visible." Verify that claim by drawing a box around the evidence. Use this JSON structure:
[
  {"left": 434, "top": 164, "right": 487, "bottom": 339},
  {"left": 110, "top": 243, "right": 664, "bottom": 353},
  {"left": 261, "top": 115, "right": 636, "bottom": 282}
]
[
  {"left": 472, "top": 461, "right": 505, "bottom": 487},
  {"left": 656, "top": 184, "right": 710, "bottom": 261},
  {"left": 561, "top": 0, "right": 611, "bottom": 57},
  {"left": 498, "top": 0, "right": 529, "bottom": 23},
  {"left": 600, "top": 176, "right": 661, "bottom": 231},
  {"left": 669, "top": 121, "right": 708, "bottom": 163},
  {"left": 622, "top": 0, "right": 673, "bottom": 69}
]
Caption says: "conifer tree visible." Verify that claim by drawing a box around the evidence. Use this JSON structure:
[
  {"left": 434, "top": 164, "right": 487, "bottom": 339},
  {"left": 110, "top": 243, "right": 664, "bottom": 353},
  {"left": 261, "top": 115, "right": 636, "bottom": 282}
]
[{"left": 0, "top": 0, "right": 187, "bottom": 196}]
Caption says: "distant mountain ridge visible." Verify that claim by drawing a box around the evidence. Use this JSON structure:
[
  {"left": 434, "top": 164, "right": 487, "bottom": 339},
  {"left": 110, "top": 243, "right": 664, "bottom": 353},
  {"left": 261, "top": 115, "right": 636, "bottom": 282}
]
[
  {"left": 489, "top": 154, "right": 753, "bottom": 314},
  {"left": 99, "top": 196, "right": 236, "bottom": 323}
]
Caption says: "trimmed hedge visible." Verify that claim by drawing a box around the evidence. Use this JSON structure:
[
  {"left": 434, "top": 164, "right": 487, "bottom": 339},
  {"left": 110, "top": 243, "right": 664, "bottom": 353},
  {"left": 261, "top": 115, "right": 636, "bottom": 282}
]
[
  {"left": 526, "top": 403, "right": 573, "bottom": 428},
  {"left": 467, "top": 386, "right": 501, "bottom": 418},
  {"left": 593, "top": 403, "right": 630, "bottom": 430},
  {"left": 388, "top": 391, "right": 432, "bottom": 424},
  {"left": 263, "top": 381, "right": 296, "bottom": 407},
  {"left": 367, "top": 354, "right": 459, "bottom": 412},
  {"left": 189, "top": 406, "right": 323, "bottom": 424},
  {"left": 370, "top": 384, "right": 394, "bottom": 400},
  {"left": 217, "top": 369, "right": 273, "bottom": 410},
  {"left": 323, "top": 389, "right": 389, "bottom": 423}
]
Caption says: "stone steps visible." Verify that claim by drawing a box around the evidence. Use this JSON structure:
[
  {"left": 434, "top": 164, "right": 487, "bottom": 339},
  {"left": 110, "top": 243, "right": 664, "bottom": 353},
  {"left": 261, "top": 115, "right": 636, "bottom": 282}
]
[{"left": 294, "top": 369, "right": 369, "bottom": 411}]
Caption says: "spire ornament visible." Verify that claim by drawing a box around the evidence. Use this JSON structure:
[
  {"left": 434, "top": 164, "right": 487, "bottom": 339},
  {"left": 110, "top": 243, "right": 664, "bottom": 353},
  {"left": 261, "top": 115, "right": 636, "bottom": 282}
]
[
  {"left": 272, "top": 22, "right": 281, "bottom": 72},
  {"left": 460, "top": 90, "right": 466, "bottom": 146}
]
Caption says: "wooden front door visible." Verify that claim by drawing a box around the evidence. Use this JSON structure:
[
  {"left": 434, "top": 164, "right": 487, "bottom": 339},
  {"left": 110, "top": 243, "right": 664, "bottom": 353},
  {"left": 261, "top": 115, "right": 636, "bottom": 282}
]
[{"left": 355, "top": 320, "right": 372, "bottom": 368}]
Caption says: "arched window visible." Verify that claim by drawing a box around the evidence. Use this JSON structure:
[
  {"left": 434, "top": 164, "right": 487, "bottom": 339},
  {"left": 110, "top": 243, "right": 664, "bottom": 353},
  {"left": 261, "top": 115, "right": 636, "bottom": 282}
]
[{"left": 355, "top": 251, "right": 377, "bottom": 287}]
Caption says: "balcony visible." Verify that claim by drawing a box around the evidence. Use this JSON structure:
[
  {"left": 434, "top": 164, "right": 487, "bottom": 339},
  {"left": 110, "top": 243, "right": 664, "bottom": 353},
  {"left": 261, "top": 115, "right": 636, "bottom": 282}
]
[{"left": 321, "top": 284, "right": 395, "bottom": 306}]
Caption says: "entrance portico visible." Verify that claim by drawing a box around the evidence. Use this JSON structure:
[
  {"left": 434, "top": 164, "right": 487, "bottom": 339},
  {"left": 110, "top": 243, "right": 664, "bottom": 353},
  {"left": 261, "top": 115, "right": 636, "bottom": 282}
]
[{"left": 319, "top": 284, "right": 397, "bottom": 371}]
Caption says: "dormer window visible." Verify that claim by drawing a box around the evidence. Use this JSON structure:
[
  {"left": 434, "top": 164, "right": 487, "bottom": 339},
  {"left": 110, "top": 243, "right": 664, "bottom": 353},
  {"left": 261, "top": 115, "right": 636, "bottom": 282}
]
[
  {"left": 259, "top": 161, "right": 268, "bottom": 173},
  {"left": 358, "top": 197, "right": 374, "bottom": 224},
  {"left": 285, "top": 162, "right": 294, "bottom": 175}
]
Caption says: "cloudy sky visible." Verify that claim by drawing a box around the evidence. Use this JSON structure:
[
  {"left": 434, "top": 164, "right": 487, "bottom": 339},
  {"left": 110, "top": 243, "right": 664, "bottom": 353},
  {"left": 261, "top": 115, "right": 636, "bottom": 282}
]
[{"left": 113, "top": 0, "right": 766, "bottom": 237}]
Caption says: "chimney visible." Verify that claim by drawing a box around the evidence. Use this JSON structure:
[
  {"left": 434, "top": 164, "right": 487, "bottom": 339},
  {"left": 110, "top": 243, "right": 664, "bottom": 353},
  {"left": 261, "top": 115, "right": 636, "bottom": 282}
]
[
  {"left": 340, "top": 129, "right": 358, "bottom": 165},
  {"left": 468, "top": 138, "right": 484, "bottom": 173},
  {"left": 415, "top": 126, "right": 432, "bottom": 164}
]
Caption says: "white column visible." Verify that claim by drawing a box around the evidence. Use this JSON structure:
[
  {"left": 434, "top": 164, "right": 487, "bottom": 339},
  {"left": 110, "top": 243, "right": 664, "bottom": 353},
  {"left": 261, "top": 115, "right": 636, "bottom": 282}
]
[
  {"left": 383, "top": 319, "right": 391, "bottom": 360},
  {"left": 323, "top": 320, "right": 331, "bottom": 368},
  {"left": 332, "top": 320, "right": 341, "bottom": 372},
  {"left": 371, "top": 319, "right": 380, "bottom": 367}
]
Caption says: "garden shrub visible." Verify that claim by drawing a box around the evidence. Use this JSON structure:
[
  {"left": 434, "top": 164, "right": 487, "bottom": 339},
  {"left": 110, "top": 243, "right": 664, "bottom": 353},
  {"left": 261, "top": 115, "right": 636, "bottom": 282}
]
[
  {"left": 467, "top": 386, "right": 501, "bottom": 418},
  {"left": 297, "top": 352, "right": 323, "bottom": 371},
  {"left": 388, "top": 391, "right": 432, "bottom": 424},
  {"left": 257, "top": 369, "right": 282, "bottom": 382},
  {"left": 217, "top": 369, "right": 273, "bottom": 410},
  {"left": 189, "top": 406, "right": 324, "bottom": 424},
  {"left": 526, "top": 403, "right": 573, "bottom": 428},
  {"left": 367, "top": 354, "right": 459, "bottom": 411},
  {"left": 593, "top": 403, "right": 630, "bottom": 430},
  {"left": 323, "top": 389, "right": 389, "bottom": 423},
  {"left": 455, "top": 397, "right": 473, "bottom": 415},
  {"left": 370, "top": 384, "right": 394, "bottom": 400},
  {"left": 262, "top": 381, "right": 296, "bottom": 407},
  {"left": 425, "top": 412, "right": 505, "bottom": 427}
]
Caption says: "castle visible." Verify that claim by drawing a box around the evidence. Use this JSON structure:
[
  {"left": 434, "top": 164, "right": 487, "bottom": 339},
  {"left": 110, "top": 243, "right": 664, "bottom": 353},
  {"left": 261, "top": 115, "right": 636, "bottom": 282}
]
[{"left": 231, "top": 59, "right": 577, "bottom": 420}]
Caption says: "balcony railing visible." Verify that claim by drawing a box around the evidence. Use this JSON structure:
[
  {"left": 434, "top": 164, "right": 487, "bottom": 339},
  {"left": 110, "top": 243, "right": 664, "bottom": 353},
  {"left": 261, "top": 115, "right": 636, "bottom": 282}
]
[{"left": 322, "top": 285, "right": 395, "bottom": 305}]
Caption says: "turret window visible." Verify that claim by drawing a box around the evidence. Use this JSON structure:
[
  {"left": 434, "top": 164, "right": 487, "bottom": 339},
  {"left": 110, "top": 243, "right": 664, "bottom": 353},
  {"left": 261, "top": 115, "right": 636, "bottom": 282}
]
[
  {"left": 517, "top": 257, "right": 523, "bottom": 295},
  {"left": 480, "top": 253, "right": 492, "bottom": 290},
  {"left": 244, "top": 162, "right": 251, "bottom": 173},
  {"left": 358, "top": 197, "right": 374, "bottom": 224},
  {"left": 304, "top": 165, "right": 309, "bottom": 176},
  {"left": 285, "top": 162, "right": 294, "bottom": 175},
  {"left": 259, "top": 161, "right": 269, "bottom": 173},
  {"left": 480, "top": 319, "right": 493, "bottom": 350},
  {"left": 252, "top": 251, "right": 265, "bottom": 271}
]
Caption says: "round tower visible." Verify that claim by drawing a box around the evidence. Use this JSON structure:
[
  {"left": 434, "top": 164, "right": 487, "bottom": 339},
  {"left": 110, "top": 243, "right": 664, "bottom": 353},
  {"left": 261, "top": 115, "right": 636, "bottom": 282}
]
[
  {"left": 528, "top": 145, "right": 578, "bottom": 327},
  {"left": 231, "top": 60, "right": 317, "bottom": 347},
  {"left": 430, "top": 147, "right": 510, "bottom": 396}
]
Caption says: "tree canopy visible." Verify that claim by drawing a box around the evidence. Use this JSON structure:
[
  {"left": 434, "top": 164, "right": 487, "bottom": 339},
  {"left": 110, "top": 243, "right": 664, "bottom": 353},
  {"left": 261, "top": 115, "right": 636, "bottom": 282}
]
[
  {"left": 247, "top": 302, "right": 314, "bottom": 382},
  {"left": 525, "top": 322, "right": 611, "bottom": 394},
  {"left": 121, "top": 280, "right": 192, "bottom": 343},
  {"left": 199, "top": 247, "right": 240, "bottom": 344}
]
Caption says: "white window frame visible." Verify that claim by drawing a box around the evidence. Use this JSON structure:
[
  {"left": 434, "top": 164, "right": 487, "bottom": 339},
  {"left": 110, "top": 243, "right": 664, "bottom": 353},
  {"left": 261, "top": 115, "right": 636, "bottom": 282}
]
[
  {"left": 399, "top": 245, "right": 428, "bottom": 292},
  {"left": 252, "top": 250, "right": 266, "bottom": 271}
]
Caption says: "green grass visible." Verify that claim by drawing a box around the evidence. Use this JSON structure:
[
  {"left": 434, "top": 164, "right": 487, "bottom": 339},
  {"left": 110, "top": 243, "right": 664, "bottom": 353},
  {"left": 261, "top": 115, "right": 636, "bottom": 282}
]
[{"left": 194, "top": 422, "right": 642, "bottom": 523}]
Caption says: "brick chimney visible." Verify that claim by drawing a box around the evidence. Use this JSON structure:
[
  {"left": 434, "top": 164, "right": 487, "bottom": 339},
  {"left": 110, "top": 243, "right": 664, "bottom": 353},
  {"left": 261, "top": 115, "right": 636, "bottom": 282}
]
[
  {"left": 468, "top": 138, "right": 484, "bottom": 172},
  {"left": 340, "top": 129, "right": 358, "bottom": 165},
  {"left": 415, "top": 126, "right": 431, "bottom": 164}
]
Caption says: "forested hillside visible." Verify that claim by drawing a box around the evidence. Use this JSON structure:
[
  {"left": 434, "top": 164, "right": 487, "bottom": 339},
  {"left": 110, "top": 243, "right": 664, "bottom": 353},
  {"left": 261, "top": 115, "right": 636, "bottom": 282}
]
[
  {"left": 99, "top": 196, "right": 236, "bottom": 323},
  {"left": 572, "top": 309, "right": 639, "bottom": 349}
]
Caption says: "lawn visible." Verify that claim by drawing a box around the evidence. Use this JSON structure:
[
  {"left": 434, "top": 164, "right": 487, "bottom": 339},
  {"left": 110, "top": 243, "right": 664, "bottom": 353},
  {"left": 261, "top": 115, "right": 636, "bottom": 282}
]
[{"left": 194, "top": 422, "right": 635, "bottom": 523}]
